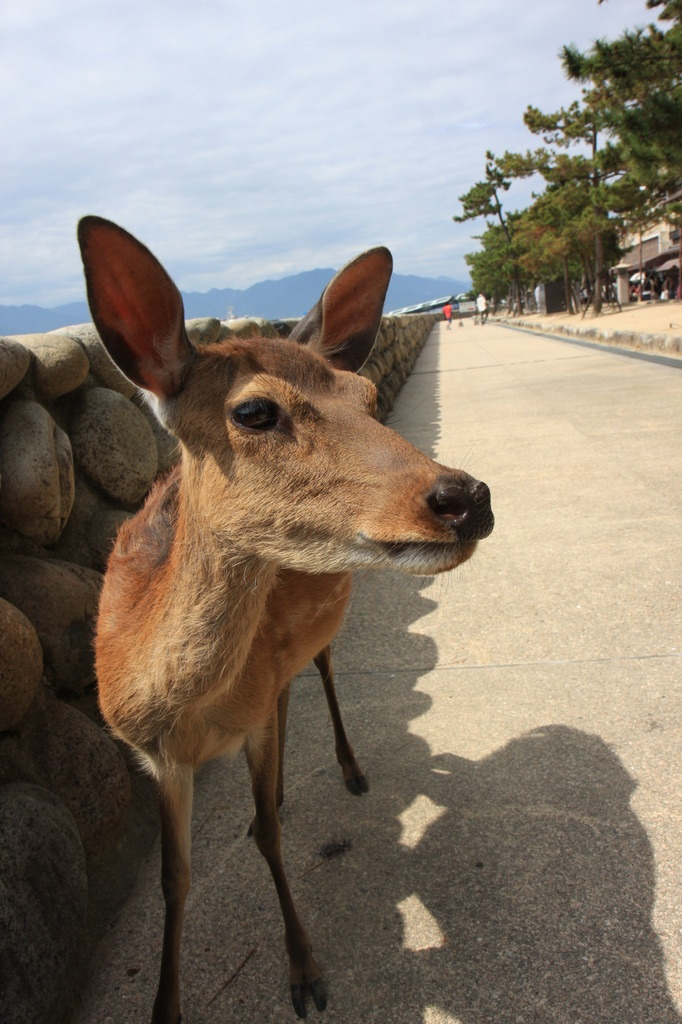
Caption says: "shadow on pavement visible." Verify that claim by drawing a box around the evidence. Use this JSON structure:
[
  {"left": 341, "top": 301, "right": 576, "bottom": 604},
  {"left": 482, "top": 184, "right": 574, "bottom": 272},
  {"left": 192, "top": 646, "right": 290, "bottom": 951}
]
[{"left": 272, "top": 568, "right": 680, "bottom": 1024}]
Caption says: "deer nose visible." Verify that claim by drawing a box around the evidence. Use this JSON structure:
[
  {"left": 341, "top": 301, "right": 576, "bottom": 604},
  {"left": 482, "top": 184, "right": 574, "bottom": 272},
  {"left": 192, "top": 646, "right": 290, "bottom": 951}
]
[{"left": 426, "top": 474, "right": 494, "bottom": 541}]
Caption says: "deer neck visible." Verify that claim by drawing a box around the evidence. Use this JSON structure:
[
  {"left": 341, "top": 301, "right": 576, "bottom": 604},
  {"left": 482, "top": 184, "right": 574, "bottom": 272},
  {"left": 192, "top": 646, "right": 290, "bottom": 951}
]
[{"left": 162, "top": 459, "right": 279, "bottom": 695}]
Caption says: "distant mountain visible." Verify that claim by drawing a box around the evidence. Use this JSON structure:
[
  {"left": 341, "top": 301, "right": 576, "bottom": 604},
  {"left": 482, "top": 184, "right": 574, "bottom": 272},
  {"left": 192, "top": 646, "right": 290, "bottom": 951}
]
[
  {"left": 0, "top": 269, "right": 468, "bottom": 336},
  {"left": 0, "top": 302, "right": 95, "bottom": 336}
]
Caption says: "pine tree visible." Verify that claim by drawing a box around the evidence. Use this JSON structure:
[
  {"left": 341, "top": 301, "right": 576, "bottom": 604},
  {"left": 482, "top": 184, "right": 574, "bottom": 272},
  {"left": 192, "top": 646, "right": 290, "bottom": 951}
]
[
  {"left": 464, "top": 217, "right": 526, "bottom": 307},
  {"left": 563, "top": 0, "right": 682, "bottom": 273},
  {"left": 453, "top": 153, "right": 526, "bottom": 313},
  {"left": 520, "top": 101, "right": 623, "bottom": 313},
  {"left": 454, "top": 1, "right": 682, "bottom": 312}
]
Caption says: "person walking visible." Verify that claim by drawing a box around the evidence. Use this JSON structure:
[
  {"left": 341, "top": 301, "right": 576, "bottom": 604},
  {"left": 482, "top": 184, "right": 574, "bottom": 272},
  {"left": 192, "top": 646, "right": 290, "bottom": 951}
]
[
  {"left": 476, "top": 292, "right": 488, "bottom": 324},
  {"left": 443, "top": 301, "right": 453, "bottom": 329}
]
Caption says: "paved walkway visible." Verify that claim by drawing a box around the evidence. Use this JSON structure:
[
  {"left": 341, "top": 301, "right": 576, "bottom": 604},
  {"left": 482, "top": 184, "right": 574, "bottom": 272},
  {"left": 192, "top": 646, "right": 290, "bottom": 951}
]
[{"left": 74, "top": 321, "right": 682, "bottom": 1024}]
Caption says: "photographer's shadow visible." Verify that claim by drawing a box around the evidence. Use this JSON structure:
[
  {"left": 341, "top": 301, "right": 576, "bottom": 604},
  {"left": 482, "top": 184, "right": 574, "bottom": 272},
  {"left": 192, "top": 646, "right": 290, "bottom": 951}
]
[{"left": 385, "top": 723, "right": 680, "bottom": 1023}]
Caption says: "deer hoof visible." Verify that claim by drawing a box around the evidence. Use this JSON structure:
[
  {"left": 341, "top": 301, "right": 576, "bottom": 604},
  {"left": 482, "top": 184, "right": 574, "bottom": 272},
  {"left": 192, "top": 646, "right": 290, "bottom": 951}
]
[
  {"left": 291, "top": 976, "right": 327, "bottom": 1018},
  {"left": 345, "top": 773, "right": 369, "bottom": 796}
]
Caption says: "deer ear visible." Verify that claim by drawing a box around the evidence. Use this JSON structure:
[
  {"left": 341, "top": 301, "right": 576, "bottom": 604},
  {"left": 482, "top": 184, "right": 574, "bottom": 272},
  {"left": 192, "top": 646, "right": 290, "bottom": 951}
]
[
  {"left": 289, "top": 247, "right": 392, "bottom": 372},
  {"left": 77, "top": 216, "right": 195, "bottom": 399}
]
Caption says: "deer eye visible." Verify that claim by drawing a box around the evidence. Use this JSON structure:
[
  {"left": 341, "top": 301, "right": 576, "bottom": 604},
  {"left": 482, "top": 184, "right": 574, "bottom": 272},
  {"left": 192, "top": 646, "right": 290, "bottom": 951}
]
[{"left": 231, "top": 398, "right": 280, "bottom": 432}]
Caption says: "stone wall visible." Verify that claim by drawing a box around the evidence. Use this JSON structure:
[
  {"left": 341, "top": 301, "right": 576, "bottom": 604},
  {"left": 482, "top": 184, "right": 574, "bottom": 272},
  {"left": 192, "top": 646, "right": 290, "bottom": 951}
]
[{"left": 0, "top": 309, "right": 436, "bottom": 1024}]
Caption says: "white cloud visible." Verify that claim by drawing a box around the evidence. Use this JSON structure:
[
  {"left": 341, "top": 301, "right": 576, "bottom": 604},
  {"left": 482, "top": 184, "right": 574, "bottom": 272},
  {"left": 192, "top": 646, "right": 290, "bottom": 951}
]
[{"left": 0, "top": 0, "right": 651, "bottom": 305}]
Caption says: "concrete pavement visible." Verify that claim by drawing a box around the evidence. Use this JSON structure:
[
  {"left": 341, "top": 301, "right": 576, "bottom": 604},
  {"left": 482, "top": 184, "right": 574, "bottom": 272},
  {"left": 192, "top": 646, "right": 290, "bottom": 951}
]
[{"left": 73, "top": 320, "right": 682, "bottom": 1024}]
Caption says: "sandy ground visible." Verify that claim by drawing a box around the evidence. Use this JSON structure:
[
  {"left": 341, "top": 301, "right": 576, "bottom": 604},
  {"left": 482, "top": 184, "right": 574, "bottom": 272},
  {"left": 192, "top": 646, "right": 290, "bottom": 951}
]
[{"left": 497, "top": 297, "right": 682, "bottom": 340}]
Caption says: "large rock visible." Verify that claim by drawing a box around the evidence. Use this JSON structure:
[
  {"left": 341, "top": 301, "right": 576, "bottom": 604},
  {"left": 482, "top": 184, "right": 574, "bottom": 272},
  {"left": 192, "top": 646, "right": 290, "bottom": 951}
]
[
  {"left": 28, "top": 695, "right": 130, "bottom": 855},
  {"left": 0, "top": 399, "right": 75, "bottom": 545},
  {"left": 70, "top": 387, "right": 158, "bottom": 506},
  {"left": 19, "top": 333, "right": 90, "bottom": 398},
  {"left": 0, "top": 337, "right": 30, "bottom": 400},
  {"left": 225, "top": 316, "right": 278, "bottom": 339},
  {"left": 86, "top": 508, "right": 132, "bottom": 572},
  {"left": 50, "top": 470, "right": 109, "bottom": 568},
  {"left": 52, "top": 470, "right": 132, "bottom": 570},
  {"left": 0, "top": 555, "right": 102, "bottom": 696},
  {"left": 0, "top": 599, "right": 43, "bottom": 731},
  {"left": 52, "top": 323, "right": 137, "bottom": 397},
  {"left": 186, "top": 316, "right": 224, "bottom": 345},
  {"left": 0, "top": 783, "right": 87, "bottom": 1024},
  {"left": 132, "top": 395, "right": 180, "bottom": 475}
]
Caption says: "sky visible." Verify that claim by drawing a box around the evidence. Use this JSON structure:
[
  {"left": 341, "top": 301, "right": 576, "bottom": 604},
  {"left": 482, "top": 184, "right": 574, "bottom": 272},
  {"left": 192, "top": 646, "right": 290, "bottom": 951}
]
[{"left": 1, "top": 0, "right": 653, "bottom": 307}]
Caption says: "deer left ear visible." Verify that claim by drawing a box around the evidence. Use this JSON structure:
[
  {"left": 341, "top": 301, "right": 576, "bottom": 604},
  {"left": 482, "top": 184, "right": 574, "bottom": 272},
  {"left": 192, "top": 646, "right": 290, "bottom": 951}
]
[
  {"left": 77, "top": 215, "right": 195, "bottom": 399},
  {"left": 289, "top": 247, "right": 392, "bottom": 372}
]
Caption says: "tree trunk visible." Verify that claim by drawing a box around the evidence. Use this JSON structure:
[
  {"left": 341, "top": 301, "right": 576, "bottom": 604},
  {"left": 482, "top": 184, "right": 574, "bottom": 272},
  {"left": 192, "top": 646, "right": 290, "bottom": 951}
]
[
  {"left": 563, "top": 258, "right": 575, "bottom": 314},
  {"left": 591, "top": 129, "right": 604, "bottom": 316},
  {"left": 512, "top": 272, "right": 522, "bottom": 315},
  {"left": 593, "top": 230, "right": 604, "bottom": 315}
]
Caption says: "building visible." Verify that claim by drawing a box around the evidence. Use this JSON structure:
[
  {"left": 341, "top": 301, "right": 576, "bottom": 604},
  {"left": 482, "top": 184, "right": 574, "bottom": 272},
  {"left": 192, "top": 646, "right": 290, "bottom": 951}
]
[{"left": 621, "top": 203, "right": 681, "bottom": 279}]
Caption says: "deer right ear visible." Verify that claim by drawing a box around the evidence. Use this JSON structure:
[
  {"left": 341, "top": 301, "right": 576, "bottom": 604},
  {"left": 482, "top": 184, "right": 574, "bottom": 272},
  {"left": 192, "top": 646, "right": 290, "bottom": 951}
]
[
  {"left": 289, "top": 247, "right": 392, "bottom": 373},
  {"left": 77, "top": 216, "right": 195, "bottom": 399}
]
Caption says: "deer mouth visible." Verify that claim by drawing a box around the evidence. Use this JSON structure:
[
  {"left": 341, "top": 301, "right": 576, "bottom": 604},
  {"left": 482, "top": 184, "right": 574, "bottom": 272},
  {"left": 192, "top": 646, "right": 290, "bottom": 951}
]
[{"left": 357, "top": 534, "right": 479, "bottom": 574}]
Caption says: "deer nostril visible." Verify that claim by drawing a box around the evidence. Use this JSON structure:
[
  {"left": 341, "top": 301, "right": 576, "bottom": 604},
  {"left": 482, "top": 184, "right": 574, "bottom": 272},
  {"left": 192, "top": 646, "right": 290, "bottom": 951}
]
[
  {"left": 427, "top": 478, "right": 472, "bottom": 525},
  {"left": 426, "top": 475, "right": 495, "bottom": 540}
]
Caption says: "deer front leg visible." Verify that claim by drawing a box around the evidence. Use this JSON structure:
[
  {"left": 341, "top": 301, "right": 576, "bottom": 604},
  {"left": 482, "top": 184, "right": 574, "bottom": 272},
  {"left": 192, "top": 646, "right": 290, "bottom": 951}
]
[
  {"left": 276, "top": 682, "right": 291, "bottom": 809},
  {"left": 152, "top": 766, "right": 194, "bottom": 1024},
  {"left": 246, "top": 717, "right": 327, "bottom": 1018},
  {"left": 314, "top": 646, "right": 368, "bottom": 795},
  {"left": 247, "top": 684, "right": 290, "bottom": 838}
]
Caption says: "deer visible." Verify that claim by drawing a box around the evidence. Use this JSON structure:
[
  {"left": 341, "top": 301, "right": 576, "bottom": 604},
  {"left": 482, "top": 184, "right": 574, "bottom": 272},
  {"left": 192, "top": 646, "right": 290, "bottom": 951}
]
[{"left": 77, "top": 215, "right": 494, "bottom": 1023}]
